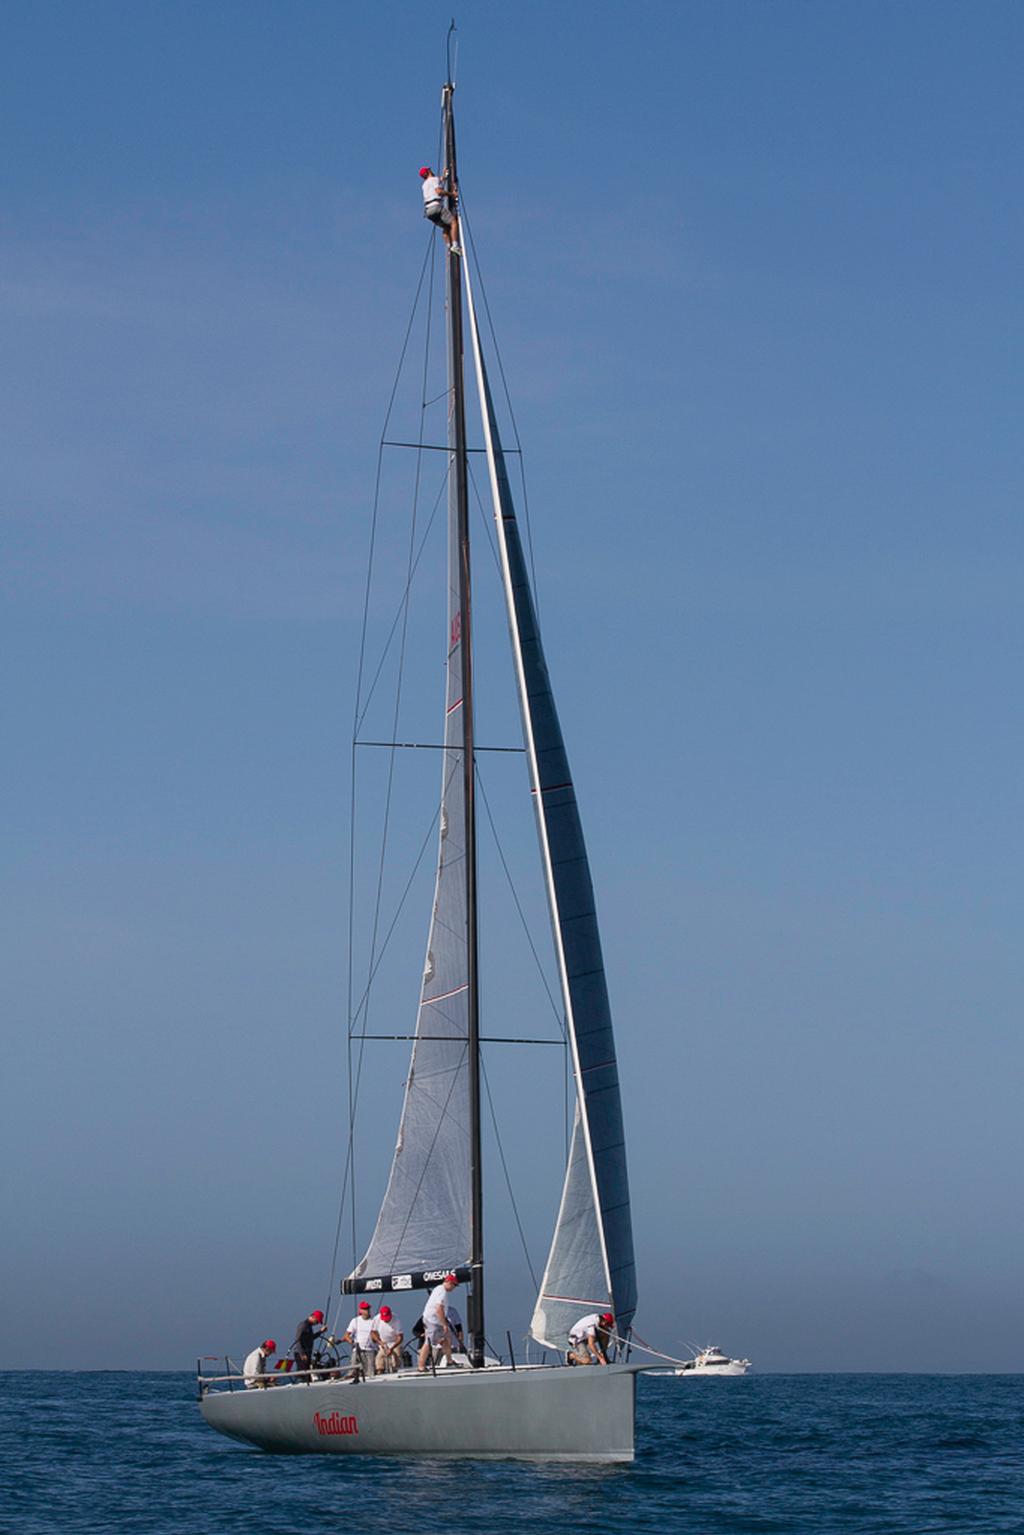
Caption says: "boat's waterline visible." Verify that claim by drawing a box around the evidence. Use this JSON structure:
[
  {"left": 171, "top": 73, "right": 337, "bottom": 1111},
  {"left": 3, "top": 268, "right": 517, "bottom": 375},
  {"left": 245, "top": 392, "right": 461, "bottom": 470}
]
[{"left": 201, "top": 1361, "right": 637, "bottom": 1461}]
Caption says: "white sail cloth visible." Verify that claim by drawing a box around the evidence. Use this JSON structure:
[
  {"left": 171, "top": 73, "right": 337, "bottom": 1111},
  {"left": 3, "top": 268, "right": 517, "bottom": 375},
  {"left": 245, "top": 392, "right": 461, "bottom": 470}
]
[{"left": 464, "top": 260, "right": 637, "bottom": 1352}]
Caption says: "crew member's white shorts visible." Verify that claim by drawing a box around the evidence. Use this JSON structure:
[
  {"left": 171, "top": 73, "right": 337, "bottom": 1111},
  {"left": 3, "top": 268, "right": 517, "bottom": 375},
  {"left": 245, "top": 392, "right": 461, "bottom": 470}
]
[{"left": 423, "top": 199, "right": 453, "bottom": 229}]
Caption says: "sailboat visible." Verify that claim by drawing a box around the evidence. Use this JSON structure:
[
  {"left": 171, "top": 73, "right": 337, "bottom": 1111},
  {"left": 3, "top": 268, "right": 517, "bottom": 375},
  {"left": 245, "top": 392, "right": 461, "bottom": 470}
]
[{"left": 200, "top": 66, "right": 641, "bottom": 1461}]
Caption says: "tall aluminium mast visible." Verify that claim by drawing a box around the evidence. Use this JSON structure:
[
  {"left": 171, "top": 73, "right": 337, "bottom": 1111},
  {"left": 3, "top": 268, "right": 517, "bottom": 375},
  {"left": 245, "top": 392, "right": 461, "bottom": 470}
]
[{"left": 442, "top": 78, "right": 485, "bottom": 1370}]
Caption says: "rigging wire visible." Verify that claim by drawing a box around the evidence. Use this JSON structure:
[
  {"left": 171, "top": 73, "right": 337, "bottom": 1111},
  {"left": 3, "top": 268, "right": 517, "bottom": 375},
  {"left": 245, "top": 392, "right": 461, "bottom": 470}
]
[
  {"left": 336, "top": 745, "right": 566, "bottom": 1298},
  {"left": 480, "top": 1052, "right": 539, "bottom": 1293},
  {"left": 373, "top": 1039, "right": 471, "bottom": 1274},
  {"left": 460, "top": 199, "right": 542, "bottom": 615},
  {"left": 466, "top": 456, "right": 502, "bottom": 579},
  {"left": 329, "top": 790, "right": 445, "bottom": 1308},
  {"left": 474, "top": 767, "right": 564, "bottom": 1036},
  {"left": 462, "top": 240, "right": 574, "bottom": 1159},
  {"left": 446, "top": 20, "right": 458, "bottom": 90},
  {"left": 348, "top": 789, "right": 446, "bottom": 1041},
  {"left": 348, "top": 230, "right": 440, "bottom": 1279},
  {"left": 350, "top": 225, "right": 435, "bottom": 731},
  {"left": 354, "top": 467, "right": 450, "bottom": 735},
  {"left": 333, "top": 229, "right": 440, "bottom": 1303},
  {"left": 333, "top": 135, "right": 576, "bottom": 1309},
  {"left": 346, "top": 234, "right": 435, "bottom": 1244},
  {"left": 359, "top": 285, "right": 435, "bottom": 1044},
  {"left": 476, "top": 763, "right": 571, "bottom": 1163}
]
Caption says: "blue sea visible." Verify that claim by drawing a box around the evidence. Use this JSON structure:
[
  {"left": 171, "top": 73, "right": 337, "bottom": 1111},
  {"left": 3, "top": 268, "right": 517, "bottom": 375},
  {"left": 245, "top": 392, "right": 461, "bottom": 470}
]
[{"left": 3, "top": 1372, "right": 1021, "bottom": 1533}]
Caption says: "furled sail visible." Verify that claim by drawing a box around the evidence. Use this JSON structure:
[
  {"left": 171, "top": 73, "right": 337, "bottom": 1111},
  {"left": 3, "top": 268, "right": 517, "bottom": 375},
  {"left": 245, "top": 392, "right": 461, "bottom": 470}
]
[
  {"left": 463, "top": 260, "right": 637, "bottom": 1350},
  {"left": 347, "top": 351, "right": 471, "bottom": 1291}
]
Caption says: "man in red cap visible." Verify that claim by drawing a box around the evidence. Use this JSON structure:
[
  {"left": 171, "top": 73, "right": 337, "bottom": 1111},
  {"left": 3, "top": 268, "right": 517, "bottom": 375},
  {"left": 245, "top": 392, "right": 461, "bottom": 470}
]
[
  {"left": 419, "top": 165, "right": 461, "bottom": 254},
  {"left": 242, "top": 1338, "right": 276, "bottom": 1388},
  {"left": 567, "top": 1311, "right": 615, "bottom": 1366},
  {"left": 371, "top": 1304, "right": 405, "bottom": 1373},
  {"left": 342, "top": 1300, "right": 376, "bottom": 1379},
  {"left": 418, "top": 1273, "right": 461, "bottom": 1371},
  {"left": 292, "top": 1308, "right": 326, "bottom": 1376}
]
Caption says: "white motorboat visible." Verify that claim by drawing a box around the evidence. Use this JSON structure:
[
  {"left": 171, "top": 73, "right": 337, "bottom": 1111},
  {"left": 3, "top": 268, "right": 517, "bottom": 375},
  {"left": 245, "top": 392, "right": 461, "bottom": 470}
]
[
  {"left": 675, "top": 1345, "right": 751, "bottom": 1377},
  {"left": 199, "top": 32, "right": 646, "bottom": 1461}
]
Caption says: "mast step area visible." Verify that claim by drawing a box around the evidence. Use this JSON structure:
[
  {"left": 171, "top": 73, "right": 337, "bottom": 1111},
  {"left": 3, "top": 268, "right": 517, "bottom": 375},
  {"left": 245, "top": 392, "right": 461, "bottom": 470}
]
[{"left": 343, "top": 1264, "right": 473, "bottom": 1296}]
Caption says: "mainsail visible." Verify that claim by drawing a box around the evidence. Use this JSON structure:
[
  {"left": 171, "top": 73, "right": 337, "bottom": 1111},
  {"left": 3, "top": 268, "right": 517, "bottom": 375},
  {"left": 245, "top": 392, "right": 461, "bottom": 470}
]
[
  {"left": 463, "top": 260, "right": 637, "bottom": 1350},
  {"left": 348, "top": 513, "right": 472, "bottom": 1283}
]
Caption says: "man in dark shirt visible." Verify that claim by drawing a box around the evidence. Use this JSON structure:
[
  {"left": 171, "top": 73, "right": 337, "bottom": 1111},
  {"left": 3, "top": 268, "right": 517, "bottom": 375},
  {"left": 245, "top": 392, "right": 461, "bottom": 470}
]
[{"left": 292, "top": 1308, "right": 326, "bottom": 1374}]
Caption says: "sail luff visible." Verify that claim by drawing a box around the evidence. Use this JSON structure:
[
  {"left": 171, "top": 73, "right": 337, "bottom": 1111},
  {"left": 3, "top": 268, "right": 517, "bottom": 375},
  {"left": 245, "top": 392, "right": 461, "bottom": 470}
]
[{"left": 462, "top": 250, "right": 637, "bottom": 1350}]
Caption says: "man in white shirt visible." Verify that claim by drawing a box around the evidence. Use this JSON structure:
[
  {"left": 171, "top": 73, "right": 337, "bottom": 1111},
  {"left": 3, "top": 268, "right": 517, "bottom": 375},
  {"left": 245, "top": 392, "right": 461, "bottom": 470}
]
[
  {"left": 243, "top": 1338, "right": 276, "bottom": 1388},
  {"left": 419, "top": 165, "right": 461, "bottom": 254},
  {"left": 418, "top": 1273, "right": 461, "bottom": 1371},
  {"left": 371, "top": 1304, "right": 404, "bottom": 1373},
  {"left": 567, "top": 1311, "right": 615, "bottom": 1366},
  {"left": 342, "top": 1300, "right": 377, "bottom": 1378}
]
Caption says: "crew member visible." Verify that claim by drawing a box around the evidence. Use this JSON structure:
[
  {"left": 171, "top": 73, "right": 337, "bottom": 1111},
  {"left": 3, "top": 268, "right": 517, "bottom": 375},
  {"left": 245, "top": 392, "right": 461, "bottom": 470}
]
[
  {"left": 292, "top": 1308, "right": 326, "bottom": 1375},
  {"left": 371, "top": 1304, "right": 404, "bottom": 1373},
  {"left": 342, "top": 1300, "right": 376, "bottom": 1378},
  {"left": 567, "top": 1311, "right": 615, "bottom": 1366},
  {"left": 418, "top": 1273, "right": 461, "bottom": 1371},
  {"left": 419, "top": 165, "right": 461, "bottom": 253},
  {"left": 444, "top": 1302, "right": 466, "bottom": 1353},
  {"left": 243, "top": 1338, "right": 276, "bottom": 1388}
]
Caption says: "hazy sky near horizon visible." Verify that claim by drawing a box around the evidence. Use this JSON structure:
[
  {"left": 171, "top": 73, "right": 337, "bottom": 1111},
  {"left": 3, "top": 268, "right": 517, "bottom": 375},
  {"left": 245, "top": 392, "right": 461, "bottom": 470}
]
[{"left": 3, "top": 0, "right": 1023, "bottom": 1373}]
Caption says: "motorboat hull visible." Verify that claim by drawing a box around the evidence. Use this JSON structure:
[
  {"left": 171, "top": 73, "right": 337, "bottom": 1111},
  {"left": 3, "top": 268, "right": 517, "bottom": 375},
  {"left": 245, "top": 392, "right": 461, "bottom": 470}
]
[
  {"left": 675, "top": 1362, "right": 750, "bottom": 1377},
  {"left": 201, "top": 1361, "right": 637, "bottom": 1461}
]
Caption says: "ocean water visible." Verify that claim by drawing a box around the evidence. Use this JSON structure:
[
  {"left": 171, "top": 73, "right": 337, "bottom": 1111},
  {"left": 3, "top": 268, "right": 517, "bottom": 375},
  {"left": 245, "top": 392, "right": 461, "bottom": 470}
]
[{"left": 4, "top": 1372, "right": 1021, "bottom": 1533}]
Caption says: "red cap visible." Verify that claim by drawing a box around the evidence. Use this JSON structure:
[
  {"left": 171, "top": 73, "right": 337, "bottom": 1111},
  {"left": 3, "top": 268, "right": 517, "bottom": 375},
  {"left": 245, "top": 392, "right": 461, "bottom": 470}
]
[
  {"left": 419, "top": 166, "right": 431, "bottom": 177},
  {"left": 379, "top": 1305, "right": 392, "bottom": 1321},
  {"left": 600, "top": 1312, "right": 614, "bottom": 1325},
  {"left": 444, "top": 1273, "right": 458, "bottom": 1284},
  {"left": 262, "top": 1339, "right": 276, "bottom": 1352},
  {"left": 358, "top": 1300, "right": 371, "bottom": 1311},
  {"left": 310, "top": 1310, "right": 324, "bottom": 1322}
]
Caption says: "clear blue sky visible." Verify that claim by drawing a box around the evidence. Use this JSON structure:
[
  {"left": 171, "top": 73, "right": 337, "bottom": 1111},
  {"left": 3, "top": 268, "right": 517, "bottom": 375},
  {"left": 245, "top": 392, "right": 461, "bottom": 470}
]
[{"left": 3, "top": 0, "right": 1022, "bottom": 1372}]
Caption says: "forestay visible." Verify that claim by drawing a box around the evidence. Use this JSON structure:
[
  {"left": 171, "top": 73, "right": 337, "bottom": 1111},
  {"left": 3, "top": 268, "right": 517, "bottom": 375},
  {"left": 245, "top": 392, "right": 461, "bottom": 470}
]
[{"left": 463, "top": 259, "right": 637, "bottom": 1351}]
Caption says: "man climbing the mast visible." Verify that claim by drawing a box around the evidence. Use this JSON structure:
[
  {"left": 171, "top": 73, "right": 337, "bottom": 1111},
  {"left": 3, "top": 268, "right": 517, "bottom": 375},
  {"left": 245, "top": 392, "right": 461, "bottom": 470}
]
[{"left": 419, "top": 165, "right": 462, "bottom": 254}]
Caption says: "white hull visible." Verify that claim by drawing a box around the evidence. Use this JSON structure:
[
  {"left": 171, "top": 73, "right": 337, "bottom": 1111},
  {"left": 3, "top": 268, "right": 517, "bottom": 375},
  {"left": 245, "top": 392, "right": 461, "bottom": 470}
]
[
  {"left": 674, "top": 1361, "right": 750, "bottom": 1377},
  {"left": 201, "top": 1361, "right": 637, "bottom": 1461}
]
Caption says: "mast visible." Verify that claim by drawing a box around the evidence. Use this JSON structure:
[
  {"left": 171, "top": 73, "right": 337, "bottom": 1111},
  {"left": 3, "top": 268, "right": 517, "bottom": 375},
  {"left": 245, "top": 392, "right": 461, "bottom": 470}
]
[{"left": 443, "top": 79, "right": 485, "bottom": 1369}]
